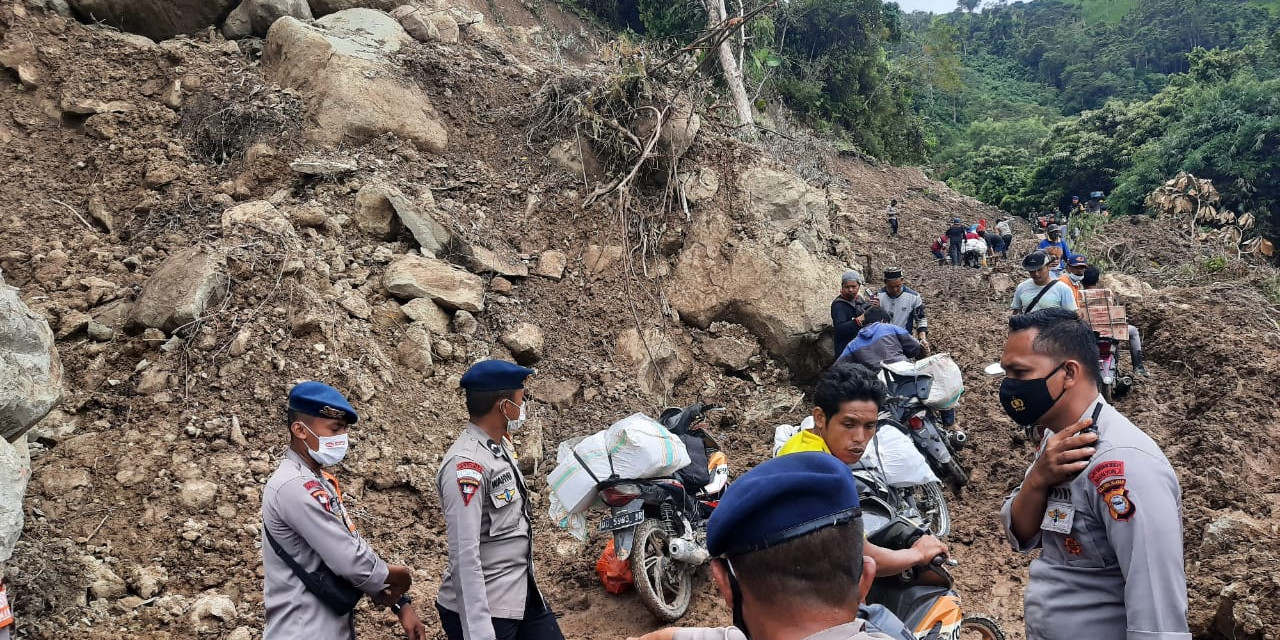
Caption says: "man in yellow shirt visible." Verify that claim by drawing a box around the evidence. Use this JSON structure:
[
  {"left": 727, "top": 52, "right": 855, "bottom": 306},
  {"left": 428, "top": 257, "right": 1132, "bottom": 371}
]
[{"left": 778, "top": 363, "right": 947, "bottom": 576}]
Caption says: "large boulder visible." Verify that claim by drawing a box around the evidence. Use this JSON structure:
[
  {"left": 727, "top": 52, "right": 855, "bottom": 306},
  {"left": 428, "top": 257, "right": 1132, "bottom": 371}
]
[
  {"left": 1, "top": 273, "right": 63, "bottom": 442},
  {"left": 65, "top": 0, "right": 238, "bottom": 41},
  {"left": 309, "top": 0, "right": 398, "bottom": 16},
  {"left": 223, "top": 0, "right": 313, "bottom": 39},
  {"left": 384, "top": 255, "right": 485, "bottom": 313},
  {"left": 738, "top": 165, "right": 830, "bottom": 252},
  {"left": 125, "top": 247, "right": 228, "bottom": 334},
  {"left": 615, "top": 328, "right": 691, "bottom": 398},
  {"left": 0, "top": 435, "right": 30, "bottom": 564},
  {"left": 263, "top": 11, "right": 448, "bottom": 153},
  {"left": 668, "top": 207, "right": 841, "bottom": 379}
]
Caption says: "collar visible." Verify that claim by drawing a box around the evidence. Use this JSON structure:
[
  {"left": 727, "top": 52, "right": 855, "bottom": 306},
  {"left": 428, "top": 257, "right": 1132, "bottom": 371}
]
[
  {"left": 284, "top": 447, "right": 321, "bottom": 476},
  {"left": 467, "top": 422, "right": 509, "bottom": 458},
  {"left": 800, "top": 619, "right": 870, "bottom": 640}
]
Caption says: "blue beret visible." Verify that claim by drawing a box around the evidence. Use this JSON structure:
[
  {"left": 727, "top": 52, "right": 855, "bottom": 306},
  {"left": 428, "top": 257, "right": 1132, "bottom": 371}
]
[
  {"left": 288, "top": 381, "right": 358, "bottom": 425},
  {"left": 460, "top": 360, "right": 534, "bottom": 392},
  {"left": 707, "top": 452, "right": 861, "bottom": 558}
]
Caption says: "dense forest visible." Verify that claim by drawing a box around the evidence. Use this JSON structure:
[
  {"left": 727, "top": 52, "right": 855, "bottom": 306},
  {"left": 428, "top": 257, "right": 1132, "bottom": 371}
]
[{"left": 560, "top": 0, "right": 1280, "bottom": 230}]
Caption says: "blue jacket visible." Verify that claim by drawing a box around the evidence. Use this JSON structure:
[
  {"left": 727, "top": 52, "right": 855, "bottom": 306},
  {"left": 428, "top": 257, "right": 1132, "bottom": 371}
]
[{"left": 837, "top": 322, "right": 922, "bottom": 368}]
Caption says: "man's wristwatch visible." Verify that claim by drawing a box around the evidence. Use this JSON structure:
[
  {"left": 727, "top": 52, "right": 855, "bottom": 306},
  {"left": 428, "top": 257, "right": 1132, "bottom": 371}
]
[{"left": 390, "top": 594, "right": 413, "bottom": 615}]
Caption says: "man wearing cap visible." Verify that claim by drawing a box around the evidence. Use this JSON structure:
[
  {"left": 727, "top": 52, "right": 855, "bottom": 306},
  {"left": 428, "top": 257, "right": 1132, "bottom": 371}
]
[
  {"left": 1012, "top": 252, "right": 1078, "bottom": 316},
  {"left": 886, "top": 199, "right": 899, "bottom": 238},
  {"left": 944, "top": 218, "right": 966, "bottom": 267},
  {"left": 1037, "top": 224, "right": 1073, "bottom": 271},
  {"left": 1058, "top": 255, "right": 1089, "bottom": 308},
  {"left": 831, "top": 270, "right": 875, "bottom": 358},
  {"left": 630, "top": 452, "right": 905, "bottom": 640},
  {"left": 435, "top": 360, "right": 564, "bottom": 640},
  {"left": 263, "top": 382, "right": 425, "bottom": 640},
  {"left": 875, "top": 268, "right": 949, "bottom": 424}
]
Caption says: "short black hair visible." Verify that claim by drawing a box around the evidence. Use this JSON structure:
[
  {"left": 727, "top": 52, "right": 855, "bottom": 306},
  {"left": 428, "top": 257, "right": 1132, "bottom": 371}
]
[
  {"left": 814, "top": 363, "right": 886, "bottom": 417},
  {"left": 1083, "top": 266, "right": 1101, "bottom": 287},
  {"left": 862, "top": 307, "right": 891, "bottom": 325},
  {"left": 731, "top": 519, "right": 864, "bottom": 609},
  {"left": 1009, "top": 309, "right": 1101, "bottom": 384},
  {"left": 466, "top": 389, "right": 518, "bottom": 417},
  {"left": 286, "top": 409, "right": 311, "bottom": 429}
]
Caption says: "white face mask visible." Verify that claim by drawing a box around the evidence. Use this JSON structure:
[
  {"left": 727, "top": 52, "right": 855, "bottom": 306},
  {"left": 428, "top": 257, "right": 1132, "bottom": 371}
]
[
  {"left": 502, "top": 399, "right": 528, "bottom": 434},
  {"left": 1068, "top": 272, "right": 1084, "bottom": 284},
  {"left": 300, "top": 423, "right": 349, "bottom": 466}
]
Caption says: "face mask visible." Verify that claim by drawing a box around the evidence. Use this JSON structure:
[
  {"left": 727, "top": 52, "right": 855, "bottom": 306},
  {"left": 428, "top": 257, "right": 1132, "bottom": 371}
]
[
  {"left": 502, "top": 399, "right": 527, "bottom": 434},
  {"left": 998, "top": 362, "right": 1067, "bottom": 426},
  {"left": 1068, "top": 272, "right": 1083, "bottom": 284},
  {"left": 300, "top": 423, "right": 349, "bottom": 466},
  {"left": 724, "top": 560, "right": 751, "bottom": 639}
]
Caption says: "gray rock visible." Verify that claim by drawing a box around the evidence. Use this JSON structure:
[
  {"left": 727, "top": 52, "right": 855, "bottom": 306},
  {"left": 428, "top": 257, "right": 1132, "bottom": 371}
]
[
  {"left": 224, "top": 0, "right": 312, "bottom": 39},
  {"left": 468, "top": 245, "right": 528, "bottom": 278},
  {"left": 501, "top": 322, "right": 544, "bottom": 365},
  {"left": 87, "top": 320, "right": 114, "bottom": 341},
  {"left": 400, "top": 298, "right": 450, "bottom": 334},
  {"left": 180, "top": 479, "right": 219, "bottom": 510},
  {"left": 126, "top": 247, "right": 228, "bottom": 334},
  {"left": 86, "top": 556, "right": 128, "bottom": 600},
  {"left": 391, "top": 5, "right": 438, "bottom": 42},
  {"left": 128, "top": 565, "right": 169, "bottom": 599},
  {"left": 397, "top": 325, "right": 433, "bottom": 373},
  {"left": 533, "top": 250, "right": 567, "bottom": 280},
  {"left": 222, "top": 201, "right": 294, "bottom": 236},
  {"left": 583, "top": 244, "right": 624, "bottom": 274},
  {"left": 190, "top": 592, "right": 237, "bottom": 633},
  {"left": 309, "top": 0, "right": 398, "bottom": 16},
  {"left": 384, "top": 255, "right": 485, "bottom": 313},
  {"left": 615, "top": 328, "right": 690, "bottom": 398},
  {"left": 354, "top": 183, "right": 450, "bottom": 254},
  {"left": 263, "top": 11, "right": 447, "bottom": 152},
  {"left": 453, "top": 310, "right": 477, "bottom": 336},
  {"left": 65, "top": 0, "right": 238, "bottom": 41},
  {"left": 289, "top": 157, "right": 358, "bottom": 176},
  {"left": 338, "top": 292, "right": 371, "bottom": 320},
  {"left": 1, "top": 273, "right": 63, "bottom": 442},
  {"left": 702, "top": 335, "right": 758, "bottom": 372},
  {"left": 528, "top": 377, "right": 579, "bottom": 410},
  {"left": 0, "top": 434, "right": 30, "bottom": 564}
]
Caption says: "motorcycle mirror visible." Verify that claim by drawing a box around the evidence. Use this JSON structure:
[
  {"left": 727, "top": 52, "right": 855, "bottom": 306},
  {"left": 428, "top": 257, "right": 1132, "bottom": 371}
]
[{"left": 983, "top": 362, "right": 1005, "bottom": 376}]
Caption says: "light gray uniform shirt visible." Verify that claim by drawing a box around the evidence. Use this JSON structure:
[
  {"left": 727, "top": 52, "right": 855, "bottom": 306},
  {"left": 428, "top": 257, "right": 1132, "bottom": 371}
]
[
  {"left": 262, "top": 449, "right": 390, "bottom": 640},
  {"left": 1000, "top": 397, "right": 1190, "bottom": 640},
  {"left": 1011, "top": 278, "right": 1078, "bottom": 313},
  {"left": 673, "top": 619, "right": 893, "bottom": 640},
  {"left": 875, "top": 286, "right": 928, "bottom": 335},
  {"left": 436, "top": 424, "right": 534, "bottom": 640}
]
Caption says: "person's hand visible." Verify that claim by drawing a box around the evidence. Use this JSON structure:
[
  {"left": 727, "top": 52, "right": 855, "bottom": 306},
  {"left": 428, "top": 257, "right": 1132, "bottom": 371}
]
[
  {"left": 910, "top": 534, "right": 949, "bottom": 566},
  {"left": 918, "top": 337, "right": 930, "bottom": 352},
  {"left": 1027, "top": 416, "right": 1098, "bottom": 490},
  {"left": 628, "top": 629, "right": 678, "bottom": 640},
  {"left": 397, "top": 603, "right": 428, "bottom": 640},
  {"left": 856, "top": 313, "right": 866, "bottom": 325},
  {"left": 869, "top": 297, "right": 881, "bottom": 307},
  {"left": 378, "top": 565, "right": 412, "bottom": 603}
]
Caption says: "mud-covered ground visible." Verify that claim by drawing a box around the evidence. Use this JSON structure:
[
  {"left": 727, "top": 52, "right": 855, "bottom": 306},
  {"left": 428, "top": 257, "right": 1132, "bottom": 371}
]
[{"left": 2, "top": 1, "right": 1279, "bottom": 639}]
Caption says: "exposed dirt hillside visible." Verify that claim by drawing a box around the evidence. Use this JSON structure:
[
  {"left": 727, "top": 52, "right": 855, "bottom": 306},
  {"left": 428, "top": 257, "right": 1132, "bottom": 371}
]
[{"left": 2, "top": 1, "right": 1279, "bottom": 640}]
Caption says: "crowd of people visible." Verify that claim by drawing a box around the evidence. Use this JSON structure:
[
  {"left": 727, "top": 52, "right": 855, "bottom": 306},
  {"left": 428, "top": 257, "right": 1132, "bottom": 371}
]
[{"left": 259, "top": 197, "right": 1171, "bottom": 640}]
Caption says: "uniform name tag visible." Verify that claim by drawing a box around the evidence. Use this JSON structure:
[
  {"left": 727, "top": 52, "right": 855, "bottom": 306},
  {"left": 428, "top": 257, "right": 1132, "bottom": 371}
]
[{"left": 1041, "top": 485, "right": 1074, "bottom": 534}]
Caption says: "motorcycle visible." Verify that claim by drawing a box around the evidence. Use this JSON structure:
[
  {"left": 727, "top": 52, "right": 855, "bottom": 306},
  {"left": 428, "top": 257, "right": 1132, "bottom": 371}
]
[
  {"left": 878, "top": 365, "right": 969, "bottom": 494},
  {"left": 860, "top": 484, "right": 1007, "bottom": 640},
  {"left": 592, "top": 403, "right": 728, "bottom": 622},
  {"left": 1095, "top": 335, "right": 1133, "bottom": 403}
]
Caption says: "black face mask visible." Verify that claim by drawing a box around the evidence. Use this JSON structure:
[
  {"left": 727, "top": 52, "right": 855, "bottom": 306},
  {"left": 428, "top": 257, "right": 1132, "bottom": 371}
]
[
  {"left": 724, "top": 559, "right": 750, "bottom": 639},
  {"left": 999, "top": 362, "right": 1067, "bottom": 426}
]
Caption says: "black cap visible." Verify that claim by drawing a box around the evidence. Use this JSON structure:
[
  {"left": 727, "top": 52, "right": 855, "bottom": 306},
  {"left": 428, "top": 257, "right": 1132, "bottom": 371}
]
[
  {"left": 1022, "top": 251, "right": 1048, "bottom": 271},
  {"left": 883, "top": 267, "right": 903, "bottom": 281}
]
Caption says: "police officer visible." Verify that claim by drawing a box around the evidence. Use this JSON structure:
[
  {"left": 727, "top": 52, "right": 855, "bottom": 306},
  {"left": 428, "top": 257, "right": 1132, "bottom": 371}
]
[
  {"left": 994, "top": 310, "right": 1189, "bottom": 640},
  {"left": 262, "top": 381, "right": 426, "bottom": 640},
  {"left": 628, "top": 452, "right": 905, "bottom": 640},
  {"left": 435, "top": 360, "right": 565, "bottom": 640}
]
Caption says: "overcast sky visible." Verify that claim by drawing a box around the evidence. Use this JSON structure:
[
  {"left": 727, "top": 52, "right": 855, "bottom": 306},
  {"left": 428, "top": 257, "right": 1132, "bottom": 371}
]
[{"left": 895, "top": 0, "right": 960, "bottom": 13}]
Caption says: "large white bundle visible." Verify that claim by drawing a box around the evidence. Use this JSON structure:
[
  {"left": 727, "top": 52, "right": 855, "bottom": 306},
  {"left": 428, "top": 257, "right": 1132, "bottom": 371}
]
[
  {"left": 546, "top": 413, "right": 691, "bottom": 518},
  {"left": 883, "top": 353, "right": 965, "bottom": 409}
]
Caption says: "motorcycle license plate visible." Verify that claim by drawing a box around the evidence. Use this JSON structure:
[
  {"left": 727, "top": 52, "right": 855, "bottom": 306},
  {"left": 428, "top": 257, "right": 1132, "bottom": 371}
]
[{"left": 599, "top": 510, "right": 644, "bottom": 532}]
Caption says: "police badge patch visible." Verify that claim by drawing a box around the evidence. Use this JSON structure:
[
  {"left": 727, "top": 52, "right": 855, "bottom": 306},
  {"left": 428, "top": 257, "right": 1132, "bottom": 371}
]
[
  {"left": 457, "top": 461, "right": 484, "bottom": 507},
  {"left": 1097, "top": 478, "right": 1136, "bottom": 521}
]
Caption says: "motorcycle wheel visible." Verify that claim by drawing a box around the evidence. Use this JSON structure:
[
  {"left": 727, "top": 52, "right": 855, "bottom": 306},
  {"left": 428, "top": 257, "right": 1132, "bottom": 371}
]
[
  {"left": 959, "top": 614, "right": 1008, "bottom": 640},
  {"left": 630, "top": 519, "right": 693, "bottom": 623},
  {"left": 915, "top": 481, "right": 951, "bottom": 538},
  {"left": 1102, "top": 382, "right": 1114, "bottom": 403}
]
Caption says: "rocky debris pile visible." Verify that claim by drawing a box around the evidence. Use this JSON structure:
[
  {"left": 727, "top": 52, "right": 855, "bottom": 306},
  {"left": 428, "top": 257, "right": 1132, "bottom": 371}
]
[{"left": 1147, "top": 172, "right": 1274, "bottom": 257}]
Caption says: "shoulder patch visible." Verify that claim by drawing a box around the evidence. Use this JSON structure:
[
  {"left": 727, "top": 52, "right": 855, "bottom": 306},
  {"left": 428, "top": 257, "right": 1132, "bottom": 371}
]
[
  {"left": 306, "top": 480, "right": 333, "bottom": 513},
  {"left": 456, "top": 461, "right": 483, "bottom": 506},
  {"left": 1098, "top": 478, "right": 1136, "bottom": 521},
  {"left": 1088, "top": 460, "right": 1125, "bottom": 487}
]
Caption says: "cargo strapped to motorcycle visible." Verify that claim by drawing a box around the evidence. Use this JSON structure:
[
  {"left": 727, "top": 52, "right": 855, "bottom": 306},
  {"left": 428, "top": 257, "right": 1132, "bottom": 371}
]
[{"left": 573, "top": 448, "right": 614, "bottom": 484}]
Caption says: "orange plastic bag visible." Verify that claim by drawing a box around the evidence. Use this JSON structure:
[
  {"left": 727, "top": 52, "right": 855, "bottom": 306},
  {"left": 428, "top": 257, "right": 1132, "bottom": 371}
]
[{"left": 595, "top": 539, "right": 634, "bottom": 594}]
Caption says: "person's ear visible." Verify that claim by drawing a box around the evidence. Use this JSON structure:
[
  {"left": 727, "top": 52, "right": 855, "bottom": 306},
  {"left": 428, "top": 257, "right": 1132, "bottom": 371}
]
[
  {"left": 858, "top": 555, "right": 876, "bottom": 602},
  {"left": 1062, "top": 360, "right": 1082, "bottom": 389},
  {"left": 711, "top": 559, "right": 734, "bottom": 609},
  {"left": 811, "top": 407, "right": 826, "bottom": 432},
  {"left": 289, "top": 421, "right": 309, "bottom": 442}
]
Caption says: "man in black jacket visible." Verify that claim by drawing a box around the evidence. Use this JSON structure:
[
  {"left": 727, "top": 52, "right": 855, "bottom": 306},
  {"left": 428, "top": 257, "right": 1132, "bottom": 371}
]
[
  {"left": 945, "top": 218, "right": 967, "bottom": 267},
  {"left": 831, "top": 270, "right": 873, "bottom": 357}
]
